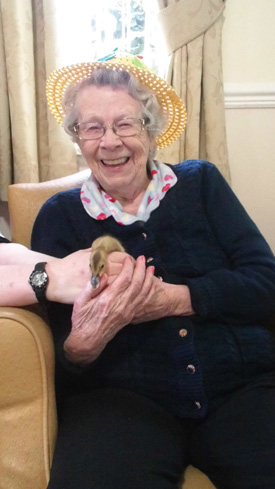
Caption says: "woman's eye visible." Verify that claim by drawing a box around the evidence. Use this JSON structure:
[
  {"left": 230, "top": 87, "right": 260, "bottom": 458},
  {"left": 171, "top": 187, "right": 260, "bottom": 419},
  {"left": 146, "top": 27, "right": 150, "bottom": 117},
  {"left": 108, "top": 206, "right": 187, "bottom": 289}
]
[
  {"left": 117, "top": 122, "right": 132, "bottom": 129},
  {"left": 86, "top": 124, "right": 101, "bottom": 132},
  {"left": 119, "top": 122, "right": 130, "bottom": 126}
]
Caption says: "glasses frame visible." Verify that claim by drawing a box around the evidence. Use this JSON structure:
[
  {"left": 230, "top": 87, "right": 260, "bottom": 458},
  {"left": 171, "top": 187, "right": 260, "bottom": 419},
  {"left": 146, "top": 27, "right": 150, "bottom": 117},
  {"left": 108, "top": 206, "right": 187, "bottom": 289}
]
[{"left": 73, "top": 117, "right": 146, "bottom": 140}]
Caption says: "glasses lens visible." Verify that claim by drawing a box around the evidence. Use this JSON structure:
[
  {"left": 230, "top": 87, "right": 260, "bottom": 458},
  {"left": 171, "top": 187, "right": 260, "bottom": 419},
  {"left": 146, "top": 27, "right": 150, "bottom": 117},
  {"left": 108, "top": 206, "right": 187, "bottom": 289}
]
[
  {"left": 75, "top": 118, "right": 143, "bottom": 140},
  {"left": 77, "top": 122, "right": 104, "bottom": 140},
  {"left": 115, "top": 119, "right": 142, "bottom": 137}
]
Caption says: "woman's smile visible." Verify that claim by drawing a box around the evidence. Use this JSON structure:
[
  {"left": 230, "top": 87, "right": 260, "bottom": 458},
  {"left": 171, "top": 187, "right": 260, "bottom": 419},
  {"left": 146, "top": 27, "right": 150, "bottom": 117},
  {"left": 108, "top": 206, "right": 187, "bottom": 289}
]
[{"left": 100, "top": 157, "right": 130, "bottom": 167}]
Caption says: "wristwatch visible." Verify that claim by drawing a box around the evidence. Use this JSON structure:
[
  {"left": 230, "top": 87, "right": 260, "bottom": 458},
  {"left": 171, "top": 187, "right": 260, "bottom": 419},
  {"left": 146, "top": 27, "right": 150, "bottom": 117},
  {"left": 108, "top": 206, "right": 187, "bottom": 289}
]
[{"left": 28, "top": 262, "right": 49, "bottom": 305}]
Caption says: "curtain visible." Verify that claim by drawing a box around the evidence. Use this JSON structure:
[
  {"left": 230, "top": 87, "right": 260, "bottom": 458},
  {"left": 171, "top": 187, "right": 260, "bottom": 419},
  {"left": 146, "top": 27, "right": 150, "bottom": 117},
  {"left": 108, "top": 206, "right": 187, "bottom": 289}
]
[
  {"left": 157, "top": 0, "right": 230, "bottom": 182},
  {"left": 0, "top": 0, "right": 77, "bottom": 200}
]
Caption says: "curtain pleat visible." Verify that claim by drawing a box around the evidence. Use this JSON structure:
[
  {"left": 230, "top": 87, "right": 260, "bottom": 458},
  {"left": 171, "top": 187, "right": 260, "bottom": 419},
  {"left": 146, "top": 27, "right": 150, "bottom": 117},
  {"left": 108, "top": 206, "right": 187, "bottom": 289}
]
[
  {"left": 0, "top": 8, "right": 12, "bottom": 201},
  {"left": 157, "top": 0, "right": 230, "bottom": 182},
  {"left": 0, "top": 0, "right": 77, "bottom": 200}
]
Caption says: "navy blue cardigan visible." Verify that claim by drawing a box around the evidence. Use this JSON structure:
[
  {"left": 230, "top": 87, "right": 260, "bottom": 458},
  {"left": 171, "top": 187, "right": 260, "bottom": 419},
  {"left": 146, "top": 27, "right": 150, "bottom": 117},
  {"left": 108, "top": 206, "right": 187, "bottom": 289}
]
[{"left": 31, "top": 160, "right": 275, "bottom": 418}]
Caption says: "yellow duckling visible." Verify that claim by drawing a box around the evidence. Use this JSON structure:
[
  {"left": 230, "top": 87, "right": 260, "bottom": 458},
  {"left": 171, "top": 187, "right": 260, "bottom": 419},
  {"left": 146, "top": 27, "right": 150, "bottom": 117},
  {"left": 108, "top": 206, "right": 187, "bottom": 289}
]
[{"left": 90, "top": 235, "right": 125, "bottom": 288}]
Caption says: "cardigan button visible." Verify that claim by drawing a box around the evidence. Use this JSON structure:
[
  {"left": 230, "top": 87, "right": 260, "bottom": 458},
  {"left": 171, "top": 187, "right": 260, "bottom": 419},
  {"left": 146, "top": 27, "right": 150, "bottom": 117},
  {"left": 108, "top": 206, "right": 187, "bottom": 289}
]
[
  {"left": 179, "top": 328, "right": 188, "bottom": 337},
  {"left": 142, "top": 232, "right": 147, "bottom": 240},
  {"left": 157, "top": 276, "right": 163, "bottom": 281},
  {"left": 194, "top": 401, "right": 201, "bottom": 409},
  {"left": 146, "top": 257, "right": 154, "bottom": 263},
  {"left": 186, "top": 364, "right": 196, "bottom": 374}
]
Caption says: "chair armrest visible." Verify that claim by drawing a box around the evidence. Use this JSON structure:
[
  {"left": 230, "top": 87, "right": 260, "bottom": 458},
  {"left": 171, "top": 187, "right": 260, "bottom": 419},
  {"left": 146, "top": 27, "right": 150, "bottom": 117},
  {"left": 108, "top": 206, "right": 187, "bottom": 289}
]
[{"left": 0, "top": 306, "right": 57, "bottom": 489}]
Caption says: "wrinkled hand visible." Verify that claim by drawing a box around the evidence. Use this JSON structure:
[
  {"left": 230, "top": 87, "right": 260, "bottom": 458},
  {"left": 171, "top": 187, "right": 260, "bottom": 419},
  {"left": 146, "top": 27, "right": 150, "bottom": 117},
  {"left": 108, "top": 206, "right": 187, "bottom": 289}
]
[
  {"left": 131, "top": 277, "right": 195, "bottom": 324},
  {"left": 64, "top": 255, "right": 155, "bottom": 365}
]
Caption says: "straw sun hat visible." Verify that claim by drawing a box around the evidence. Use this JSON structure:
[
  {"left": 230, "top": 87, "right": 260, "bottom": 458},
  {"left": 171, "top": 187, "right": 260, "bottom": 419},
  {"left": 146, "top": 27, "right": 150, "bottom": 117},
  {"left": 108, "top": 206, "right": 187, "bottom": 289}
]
[{"left": 46, "top": 51, "right": 187, "bottom": 149}]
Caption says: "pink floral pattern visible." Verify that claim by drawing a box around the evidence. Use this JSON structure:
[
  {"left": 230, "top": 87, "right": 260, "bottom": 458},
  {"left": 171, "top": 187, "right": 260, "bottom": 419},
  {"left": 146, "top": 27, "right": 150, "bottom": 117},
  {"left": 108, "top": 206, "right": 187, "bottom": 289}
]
[{"left": 81, "top": 160, "right": 177, "bottom": 225}]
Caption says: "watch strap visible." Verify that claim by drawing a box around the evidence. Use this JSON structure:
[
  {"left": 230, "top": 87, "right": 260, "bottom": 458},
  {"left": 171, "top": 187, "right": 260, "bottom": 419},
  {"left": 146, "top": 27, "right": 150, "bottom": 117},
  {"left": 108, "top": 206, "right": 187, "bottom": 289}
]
[{"left": 29, "top": 262, "right": 49, "bottom": 305}]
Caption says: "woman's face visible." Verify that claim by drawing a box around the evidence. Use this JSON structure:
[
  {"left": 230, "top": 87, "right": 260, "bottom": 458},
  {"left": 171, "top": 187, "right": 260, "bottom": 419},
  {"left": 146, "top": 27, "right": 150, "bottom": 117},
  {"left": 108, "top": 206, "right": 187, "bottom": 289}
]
[{"left": 75, "top": 85, "right": 154, "bottom": 197}]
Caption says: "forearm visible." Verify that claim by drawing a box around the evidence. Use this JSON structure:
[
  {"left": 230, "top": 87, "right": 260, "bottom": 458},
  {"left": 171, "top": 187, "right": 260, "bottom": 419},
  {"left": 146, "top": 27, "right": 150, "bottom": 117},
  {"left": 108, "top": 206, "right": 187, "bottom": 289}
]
[
  {"left": 0, "top": 244, "right": 93, "bottom": 306},
  {"left": 0, "top": 243, "right": 53, "bottom": 265},
  {"left": 194, "top": 162, "right": 275, "bottom": 322},
  {"left": 166, "top": 283, "right": 195, "bottom": 316},
  {"left": 0, "top": 243, "right": 57, "bottom": 305},
  {"left": 0, "top": 261, "right": 63, "bottom": 306},
  {"left": 187, "top": 266, "right": 275, "bottom": 322},
  {"left": 63, "top": 330, "right": 106, "bottom": 366},
  {"left": 0, "top": 264, "right": 38, "bottom": 305}
]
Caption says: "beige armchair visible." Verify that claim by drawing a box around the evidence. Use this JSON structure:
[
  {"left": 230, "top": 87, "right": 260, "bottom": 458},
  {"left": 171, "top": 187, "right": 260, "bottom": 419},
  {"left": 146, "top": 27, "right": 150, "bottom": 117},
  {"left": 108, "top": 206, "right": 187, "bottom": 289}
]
[{"left": 1, "top": 171, "right": 216, "bottom": 489}]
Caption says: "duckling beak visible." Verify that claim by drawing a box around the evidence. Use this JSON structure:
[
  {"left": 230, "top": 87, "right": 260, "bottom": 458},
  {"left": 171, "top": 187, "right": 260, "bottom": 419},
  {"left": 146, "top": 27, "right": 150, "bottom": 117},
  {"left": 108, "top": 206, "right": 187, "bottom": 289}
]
[{"left": 91, "top": 273, "right": 100, "bottom": 289}]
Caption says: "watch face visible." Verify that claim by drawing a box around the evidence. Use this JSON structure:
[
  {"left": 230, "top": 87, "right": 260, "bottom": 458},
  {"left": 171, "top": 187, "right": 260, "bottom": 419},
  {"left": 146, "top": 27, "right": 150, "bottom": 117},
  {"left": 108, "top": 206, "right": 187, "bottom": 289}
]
[{"left": 32, "top": 271, "right": 47, "bottom": 287}]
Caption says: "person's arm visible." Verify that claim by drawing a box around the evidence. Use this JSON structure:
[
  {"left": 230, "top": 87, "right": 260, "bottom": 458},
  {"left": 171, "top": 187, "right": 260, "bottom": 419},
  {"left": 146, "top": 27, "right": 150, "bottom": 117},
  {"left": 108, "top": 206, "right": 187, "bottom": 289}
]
[
  {"left": 185, "top": 162, "right": 275, "bottom": 323},
  {"left": 0, "top": 242, "right": 54, "bottom": 265},
  {"left": 0, "top": 242, "right": 53, "bottom": 305},
  {"left": 0, "top": 243, "right": 92, "bottom": 306},
  {"left": 125, "top": 162, "right": 275, "bottom": 325}
]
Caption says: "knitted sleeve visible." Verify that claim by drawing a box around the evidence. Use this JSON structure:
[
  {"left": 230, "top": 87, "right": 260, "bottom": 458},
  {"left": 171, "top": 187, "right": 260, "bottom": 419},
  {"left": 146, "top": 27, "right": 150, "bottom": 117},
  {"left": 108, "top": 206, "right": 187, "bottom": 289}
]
[
  {"left": 186, "top": 162, "right": 275, "bottom": 323},
  {"left": 31, "top": 189, "right": 84, "bottom": 257}
]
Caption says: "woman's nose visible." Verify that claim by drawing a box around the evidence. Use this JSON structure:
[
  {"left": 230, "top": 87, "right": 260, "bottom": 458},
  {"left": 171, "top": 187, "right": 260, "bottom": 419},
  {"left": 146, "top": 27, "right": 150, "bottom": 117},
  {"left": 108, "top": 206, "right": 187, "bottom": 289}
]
[{"left": 99, "top": 127, "right": 123, "bottom": 149}]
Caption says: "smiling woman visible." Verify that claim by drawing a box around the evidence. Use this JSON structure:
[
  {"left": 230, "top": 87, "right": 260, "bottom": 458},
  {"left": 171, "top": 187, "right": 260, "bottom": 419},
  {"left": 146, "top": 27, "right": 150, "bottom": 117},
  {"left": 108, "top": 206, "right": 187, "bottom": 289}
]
[
  {"left": 55, "top": 55, "right": 183, "bottom": 215},
  {"left": 31, "top": 50, "right": 275, "bottom": 489}
]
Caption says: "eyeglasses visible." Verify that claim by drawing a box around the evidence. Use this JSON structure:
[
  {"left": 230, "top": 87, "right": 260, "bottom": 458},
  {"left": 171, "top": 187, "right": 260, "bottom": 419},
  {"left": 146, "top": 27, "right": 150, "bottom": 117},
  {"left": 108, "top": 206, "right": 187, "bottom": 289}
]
[{"left": 74, "top": 118, "right": 145, "bottom": 140}]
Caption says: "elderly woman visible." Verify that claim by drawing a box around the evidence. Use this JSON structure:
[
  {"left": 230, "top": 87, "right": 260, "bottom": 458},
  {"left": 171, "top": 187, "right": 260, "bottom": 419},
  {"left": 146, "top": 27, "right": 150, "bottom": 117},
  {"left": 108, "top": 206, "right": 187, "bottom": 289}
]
[{"left": 31, "top": 53, "right": 275, "bottom": 489}]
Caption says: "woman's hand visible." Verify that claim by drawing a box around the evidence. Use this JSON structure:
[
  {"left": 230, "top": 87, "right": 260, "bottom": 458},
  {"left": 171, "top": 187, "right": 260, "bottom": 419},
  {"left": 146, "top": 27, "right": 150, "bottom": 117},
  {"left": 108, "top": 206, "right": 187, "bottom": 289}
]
[
  {"left": 46, "top": 249, "right": 92, "bottom": 303},
  {"left": 131, "top": 277, "right": 195, "bottom": 324},
  {"left": 104, "top": 251, "right": 129, "bottom": 284},
  {"left": 64, "top": 255, "right": 155, "bottom": 365}
]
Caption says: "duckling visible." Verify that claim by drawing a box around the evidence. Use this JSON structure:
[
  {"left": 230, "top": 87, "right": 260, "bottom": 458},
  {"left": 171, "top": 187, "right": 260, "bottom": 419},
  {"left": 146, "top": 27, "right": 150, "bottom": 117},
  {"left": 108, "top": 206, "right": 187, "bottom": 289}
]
[{"left": 90, "top": 235, "right": 125, "bottom": 288}]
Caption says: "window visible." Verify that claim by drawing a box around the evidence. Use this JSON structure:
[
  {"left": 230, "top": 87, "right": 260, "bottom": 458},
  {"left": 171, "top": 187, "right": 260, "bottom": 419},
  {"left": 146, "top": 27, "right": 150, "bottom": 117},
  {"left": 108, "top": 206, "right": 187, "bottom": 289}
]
[{"left": 53, "top": 0, "right": 165, "bottom": 75}]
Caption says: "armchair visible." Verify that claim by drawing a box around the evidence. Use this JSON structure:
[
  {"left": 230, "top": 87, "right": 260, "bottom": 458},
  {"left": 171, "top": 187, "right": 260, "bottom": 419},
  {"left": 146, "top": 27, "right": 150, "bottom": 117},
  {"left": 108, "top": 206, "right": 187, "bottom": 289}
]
[{"left": 1, "top": 171, "right": 216, "bottom": 489}]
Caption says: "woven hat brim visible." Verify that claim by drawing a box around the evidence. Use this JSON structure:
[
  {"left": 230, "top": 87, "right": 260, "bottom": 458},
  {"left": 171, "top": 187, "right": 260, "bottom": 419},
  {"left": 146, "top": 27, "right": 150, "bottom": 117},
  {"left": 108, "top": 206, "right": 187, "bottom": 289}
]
[{"left": 46, "top": 61, "right": 187, "bottom": 149}]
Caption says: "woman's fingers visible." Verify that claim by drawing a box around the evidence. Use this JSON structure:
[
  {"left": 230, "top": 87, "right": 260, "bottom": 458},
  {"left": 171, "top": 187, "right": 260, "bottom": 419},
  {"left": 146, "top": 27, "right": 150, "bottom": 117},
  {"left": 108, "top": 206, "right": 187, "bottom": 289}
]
[
  {"left": 107, "top": 255, "right": 136, "bottom": 292},
  {"left": 107, "top": 255, "right": 155, "bottom": 313},
  {"left": 73, "top": 274, "right": 108, "bottom": 308},
  {"left": 130, "top": 260, "right": 155, "bottom": 306},
  {"left": 105, "top": 253, "right": 131, "bottom": 284}
]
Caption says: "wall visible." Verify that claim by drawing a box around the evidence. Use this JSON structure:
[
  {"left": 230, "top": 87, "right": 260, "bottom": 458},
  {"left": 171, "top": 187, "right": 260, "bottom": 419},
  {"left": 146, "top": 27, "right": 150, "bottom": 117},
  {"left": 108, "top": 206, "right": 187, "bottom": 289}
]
[{"left": 222, "top": 0, "right": 275, "bottom": 252}]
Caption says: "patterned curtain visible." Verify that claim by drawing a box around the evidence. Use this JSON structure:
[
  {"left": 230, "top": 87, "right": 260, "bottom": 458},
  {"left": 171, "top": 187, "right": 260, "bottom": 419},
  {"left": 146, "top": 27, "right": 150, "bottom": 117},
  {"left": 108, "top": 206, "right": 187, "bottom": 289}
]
[
  {"left": 0, "top": 0, "right": 77, "bottom": 200},
  {"left": 157, "top": 0, "right": 230, "bottom": 182}
]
